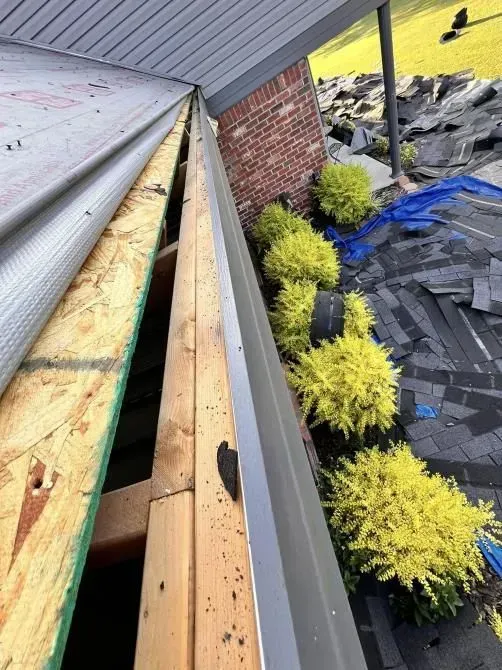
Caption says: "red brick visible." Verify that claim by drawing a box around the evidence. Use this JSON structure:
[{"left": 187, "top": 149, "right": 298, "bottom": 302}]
[{"left": 217, "top": 58, "right": 326, "bottom": 228}]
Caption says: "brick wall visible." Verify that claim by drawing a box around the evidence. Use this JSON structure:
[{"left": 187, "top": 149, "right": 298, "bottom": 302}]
[{"left": 217, "top": 59, "right": 327, "bottom": 230}]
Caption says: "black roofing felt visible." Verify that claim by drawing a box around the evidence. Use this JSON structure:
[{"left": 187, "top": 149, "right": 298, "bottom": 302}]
[{"left": 339, "top": 195, "right": 502, "bottom": 479}]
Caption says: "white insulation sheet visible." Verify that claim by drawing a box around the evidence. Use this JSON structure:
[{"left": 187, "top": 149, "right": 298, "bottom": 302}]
[{"left": 0, "top": 42, "right": 192, "bottom": 395}]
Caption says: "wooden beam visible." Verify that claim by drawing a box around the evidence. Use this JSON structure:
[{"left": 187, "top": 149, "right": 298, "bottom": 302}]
[
  {"left": 89, "top": 479, "right": 150, "bottom": 566},
  {"left": 135, "top": 492, "right": 194, "bottom": 670},
  {"left": 135, "top": 102, "right": 197, "bottom": 670},
  {"left": 193, "top": 106, "right": 260, "bottom": 669},
  {"left": 150, "top": 130, "right": 196, "bottom": 500},
  {"left": 0, "top": 98, "right": 191, "bottom": 669}
]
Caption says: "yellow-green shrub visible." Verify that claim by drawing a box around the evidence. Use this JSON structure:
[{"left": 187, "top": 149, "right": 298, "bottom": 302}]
[
  {"left": 269, "top": 280, "right": 317, "bottom": 356},
  {"left": 288, "top": 335, "right": 398, "bottom": 436},
  {"left": 489, "top": 609, "right": 502, "bottom": 641},
  {"left": 324, "top": 444, "right": 501, "bottom": 601},
  {"left": 344, "top": 290, "right": 375, "bottom": 338},
  {"left": 263, "top": 228, "right": 340, "bottom": 289},
  {"left": 252, "top": 203, "right": 311, "bottom": 251},
  {"left": 314, "top": 163, "right": 376, "bottom": 226}
]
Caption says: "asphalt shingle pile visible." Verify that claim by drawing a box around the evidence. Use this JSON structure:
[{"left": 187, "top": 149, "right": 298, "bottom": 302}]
[
  {"left": 340, "top": 191, "right": 502, "bottom": 470},
  {"left": 317, "top": 72, "right": 502, "bottom": 183}
]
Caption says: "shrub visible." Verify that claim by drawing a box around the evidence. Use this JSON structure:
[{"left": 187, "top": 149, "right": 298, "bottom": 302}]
[
  {"left": 374, "top": 136, "right": 389, "bottom": 157},
  {"left": 252, "top": 203, "right": 311, "bottom": 251},
  {"left": 263, "top": 228, "right": 340, "bottom": 289},
  {"left": 269, "top": 280, "right": 317, "bottom": 356},
  {"left": 489, "top": 609, "right": 502, "bottom": 641},
  {"left": 324, "top": 444, "right": 501, "bottom": 606},
  {"left": 288, "top": 335, "right": 399, "bottom": 436},
  {"left": 343, "top": 290, "right": 375, "bottom": 338},
  {"left": 314, "top": 163, "right": 376, "bottom": 227},
  {"left": 374, "top": 137, "right": 417, "bottom": 169},
  {"left": 400, "top": 141, "right": 417, "bottom": 169}
]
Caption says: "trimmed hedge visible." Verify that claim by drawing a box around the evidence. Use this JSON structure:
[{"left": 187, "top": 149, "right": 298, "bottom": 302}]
[
  {"left": 288, "top": 335, "right": 399, "bottom": 436},
  {"left": 269, "top": 280, "right": 317, "bottom": 356},
  {"left": 314, "top": 163, "right": 375, "bottom": 227},
  {"left": 263, "top": 228, "right": 340, "bottom": 289},
  {"left": 252, "top": 203, "right": 311, "bottom": 251}
]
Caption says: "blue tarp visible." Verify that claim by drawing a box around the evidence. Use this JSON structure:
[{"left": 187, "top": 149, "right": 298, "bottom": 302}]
[
  {"left": 478, "top": 538, "right": 502, "bottom": 578},
  {"left": 325, "top": 176, "right": 502, "bottom": 263},
  {"left": 415, "top": 404, "right": 439, "bottom": 419}
]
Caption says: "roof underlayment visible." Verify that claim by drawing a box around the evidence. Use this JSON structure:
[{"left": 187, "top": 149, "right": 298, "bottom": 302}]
[{"left": 0, "top": 41, "right": 192, "bottom": 395}]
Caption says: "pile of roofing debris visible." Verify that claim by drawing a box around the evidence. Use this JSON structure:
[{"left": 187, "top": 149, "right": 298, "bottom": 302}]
[
  {"left": 339, "top": 179, "right": 502, "bottom": 670},
  {"left": 317, "top": 70, "right": 502, "bottom": 182},
  {"left": 338, "top": 179, "right": 502, "bottom": 476}
]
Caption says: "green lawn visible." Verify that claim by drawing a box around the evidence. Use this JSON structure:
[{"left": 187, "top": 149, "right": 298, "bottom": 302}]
[{"left": 309, "top": 0, "right": 502, "bottom": 81}]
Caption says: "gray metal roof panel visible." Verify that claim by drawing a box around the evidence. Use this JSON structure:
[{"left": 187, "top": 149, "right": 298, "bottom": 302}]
[{"left": 0, "top": 0, "right": 377, "bottom": 112}]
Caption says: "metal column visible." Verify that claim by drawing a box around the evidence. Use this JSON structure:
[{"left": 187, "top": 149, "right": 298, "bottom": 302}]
[{"left": 377, "top": 1, "right": 402, "bottom": 179}]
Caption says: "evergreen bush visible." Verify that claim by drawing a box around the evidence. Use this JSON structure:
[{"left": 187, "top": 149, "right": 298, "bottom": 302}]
[
  {"left": 343, "top": 290, "right": 375, "bottom": 338},
  {"left": 269, "top": 280, "right": 317, "bottom": 356},
  {"left": 374, "top": 136, "right": 389, "bottom": 157},
  {"left": 252, "top": 203, "right": 311, "bottom": 251},
  {"left": 324, "top": 444, "right": 501, "bottom": 612},
  {"left": 263, "top": 228, "right": 340, "bottom": 289},
  {"left": 374, "top": 137, "right": 417, "bottom": 169},
  {"left": 400, "top": 141, "right": 417, "bottom": 168},
  {"left": 314, "top": 163, "right": 376, "bottom": 227},
  {"left": 288, "top": 335, "right": 398, "bottom": 436},
  {"left": 489, "top": 609, "right": 502, "bottom": 641}
]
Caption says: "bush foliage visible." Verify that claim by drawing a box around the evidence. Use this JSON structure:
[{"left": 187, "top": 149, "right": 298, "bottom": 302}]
[
  {"left": 374, "top": 137, "right": 417, "bottom": 169},
  {"left": 343, "top": 290, "right": 375, "bottom": 338},
  {"left": 263, "top": 228, "right": 340, "bottom": 289},
  {"left": 288, "top": 335, "right": 398, "bottom": 436},
  {"left": 314, "top": 163, "right": 375, "bottom": 226},
  {"left": 489, "top": 609, "right": 502, "bottom": 641},
  {"left": 252, "top": 203, "right": 311, "bottom": 251},
  {"left": 323, "top": 444, "right": 501, "bottom": 604},
  {"left": 269, "top": 280, "right": 317, "bottom": 356},
  {"left": 400, "top": 141, "right": 418, "bottom": 169}
]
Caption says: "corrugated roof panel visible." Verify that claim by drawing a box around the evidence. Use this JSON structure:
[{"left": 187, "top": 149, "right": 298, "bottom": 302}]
[{"left": 0, "top": 0, "right": 375, "bottom": 111}]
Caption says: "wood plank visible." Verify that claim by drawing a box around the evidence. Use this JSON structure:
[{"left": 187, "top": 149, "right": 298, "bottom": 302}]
[
  {"left": 89, "top": 479, "right": 150, "bottom": 565},
  {"left": 135, "top": 102, "right": 198, "bottom": 670},
  {"left": 135, "top": 492, "right": 195, "bottom": 670},
  {"left": 193, "top": 106, "right": 260, "bottom": 669},
  {"left": 151, "top": 116, "right": 196, "bottom": 500},
  {"left": 0, "top": 98, "right": 190, "bottom": 670}
]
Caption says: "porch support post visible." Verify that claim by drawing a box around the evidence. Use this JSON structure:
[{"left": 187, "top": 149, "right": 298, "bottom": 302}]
[{"left": 377, "top": 1, "right": 403, "bottom": 179}]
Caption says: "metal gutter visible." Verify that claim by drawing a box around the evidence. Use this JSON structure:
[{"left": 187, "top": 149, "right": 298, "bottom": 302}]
[{"left": 198, "top": 90, "right": 367, "bottom": 670}]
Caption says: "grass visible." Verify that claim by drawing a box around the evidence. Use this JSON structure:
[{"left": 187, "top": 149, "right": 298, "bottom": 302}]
[{"left": 309, "top": 0, "right": 502, "bottom": 81}]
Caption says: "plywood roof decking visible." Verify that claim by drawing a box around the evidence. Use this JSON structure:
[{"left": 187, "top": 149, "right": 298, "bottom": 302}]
[{"left": 0, "top": 98, "right": 190, "bottom": 669}]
